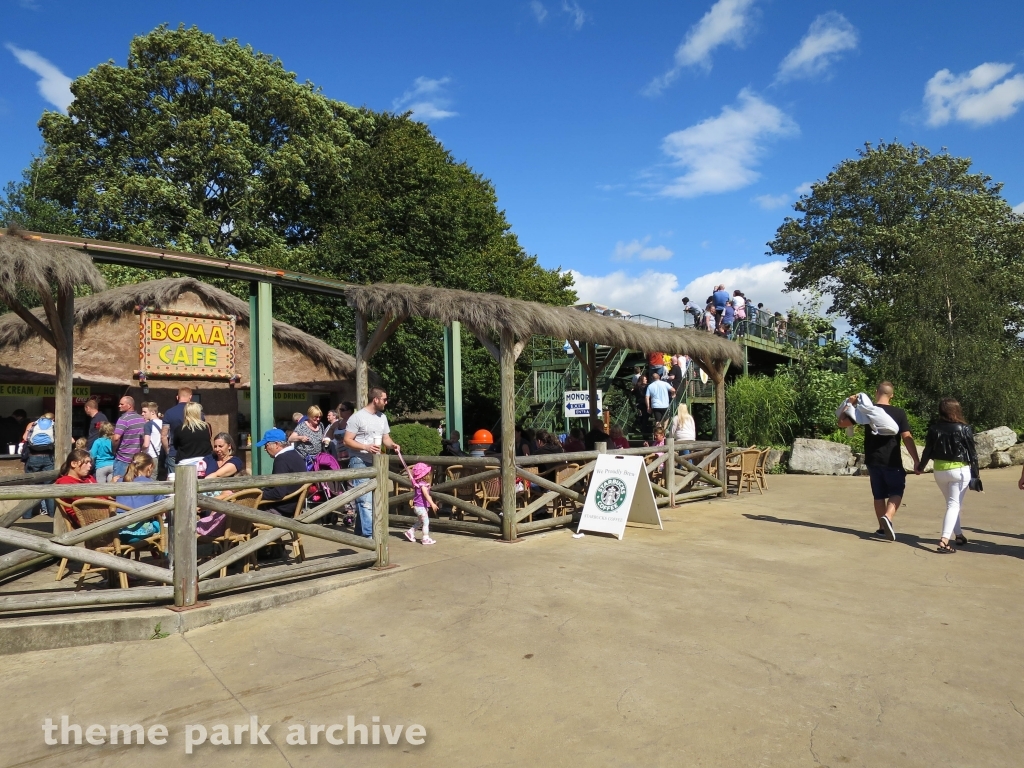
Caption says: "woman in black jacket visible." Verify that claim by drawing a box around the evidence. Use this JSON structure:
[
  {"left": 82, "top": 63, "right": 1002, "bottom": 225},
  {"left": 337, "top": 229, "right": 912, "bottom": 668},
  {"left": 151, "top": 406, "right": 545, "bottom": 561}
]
[{"left": 919, "top": 398, "right": 979, "bottom": 553}]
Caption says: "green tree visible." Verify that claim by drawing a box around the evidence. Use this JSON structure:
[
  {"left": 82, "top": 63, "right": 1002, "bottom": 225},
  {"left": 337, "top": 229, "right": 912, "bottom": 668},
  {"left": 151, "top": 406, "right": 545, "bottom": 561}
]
[
  {"left": 768, "top": 141, "right": 1024, "bottom": 426},
  {"left": 3, "top": 24, "right": 575, "bottom": 420}
]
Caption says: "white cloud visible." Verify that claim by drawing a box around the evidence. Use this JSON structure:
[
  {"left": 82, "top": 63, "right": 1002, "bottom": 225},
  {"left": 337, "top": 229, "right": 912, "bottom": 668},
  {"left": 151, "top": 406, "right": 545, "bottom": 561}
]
[
  {"left": 612, "top": 237, "right": 673, "bottom": 262},
  {"left": 531, "top": 1, "right": 547, "bottom": 23},
  {"left": 568, "top": 261, "right": 818, "bottom": 328},
  {"left": 644, "top": 0, "right": 757, "bottom": 95},
  {"left": 392, "top": 76, "right": 457, "bottom": 121},
  {"left": 775, "top": 12, "right": 858, "bottom": 83},
  {"left": 754, "top": 193, "right": 789, "bottom": 210},
  {"left": 924, "top": 62, "right": 1024, "bottom": 127},
  {"left": 1013, "top": 201, "right": 1024, "bottom": 215},
  {"left": 659, "top": 89, "right": 797, "bottom": 198},
  {"left": 562, "top": 1, "right": 587, "bottom": 30},
  {"left": 5, "top": 43, "right": 73, "bottom": 111},
  {"left": 756, "top": 181, "right": 813, "bottom": 209}
]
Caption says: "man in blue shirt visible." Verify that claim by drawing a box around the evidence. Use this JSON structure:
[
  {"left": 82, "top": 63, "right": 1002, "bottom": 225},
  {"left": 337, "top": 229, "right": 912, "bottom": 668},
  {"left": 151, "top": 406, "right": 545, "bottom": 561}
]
[
  {"left": 645, "top": 371, "right": 676, "bottom": 426},
  {"left": 712, "top": 284, "right": 730, "bottom": 324}
]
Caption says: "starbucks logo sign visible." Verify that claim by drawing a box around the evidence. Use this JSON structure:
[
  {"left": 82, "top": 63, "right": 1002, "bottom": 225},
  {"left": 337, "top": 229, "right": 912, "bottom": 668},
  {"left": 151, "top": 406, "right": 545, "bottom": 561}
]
[{"left": 595, "top": 478, "right": 627, "bottom": 513}]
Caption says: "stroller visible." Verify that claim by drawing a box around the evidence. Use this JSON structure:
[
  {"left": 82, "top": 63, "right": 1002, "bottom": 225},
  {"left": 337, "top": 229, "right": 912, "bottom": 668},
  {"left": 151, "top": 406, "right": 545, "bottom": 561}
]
[{"left": 306, "top": 452, "right": 349, "bottom": 524}]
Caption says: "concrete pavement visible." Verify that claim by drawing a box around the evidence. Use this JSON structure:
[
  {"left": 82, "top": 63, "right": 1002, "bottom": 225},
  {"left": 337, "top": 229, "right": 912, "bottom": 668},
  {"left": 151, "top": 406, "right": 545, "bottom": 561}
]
[{"left": 3, "top": 468, "right": 1024, "bottom": 767}]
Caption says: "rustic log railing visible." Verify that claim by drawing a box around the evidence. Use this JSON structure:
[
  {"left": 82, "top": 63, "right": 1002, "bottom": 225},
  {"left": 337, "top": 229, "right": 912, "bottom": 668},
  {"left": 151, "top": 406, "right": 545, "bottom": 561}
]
[
  {"left": 387, "top": 440, "right": 726, "bottom": 541},
  {"left": 0, "top": 455, "right": 390, "bottom": 614}
]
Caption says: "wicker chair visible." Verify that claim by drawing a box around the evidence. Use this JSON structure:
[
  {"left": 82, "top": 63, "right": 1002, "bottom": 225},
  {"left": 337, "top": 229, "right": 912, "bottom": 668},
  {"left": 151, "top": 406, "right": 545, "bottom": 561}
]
[
  {"left": 473, "top": 476, "right": 502, "bottom": 518},
  {"left": 445, "top": 465, "right": 468, "bottom": 519},
  {"left": 204, "top": 489, "right": 262, "bottom": 577},
  {"left": 754, "top": 448, "right": 771, "bottom": 491},
  {"left": 72, "top": 500, "right": 129, "bottom": 589},
  {"left": 726, "top": 449, "right": 761, "bottom": 495},
  {"left": 517, "top": 466, "right": 537, "bottom": 522},
  {"left": 255, "top": 484, "right": 309, "bottom": 563},
  {"left": 54, "top": 499, "right": 78, "bottom": 581},
  {"left": 551, "top": 463, "right": 581, "bottom": 517}
]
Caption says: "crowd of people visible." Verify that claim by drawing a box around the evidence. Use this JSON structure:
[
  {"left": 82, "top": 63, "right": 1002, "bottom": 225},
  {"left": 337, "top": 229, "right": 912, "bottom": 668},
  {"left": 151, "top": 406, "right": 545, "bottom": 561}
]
[
  {"left": 681, "top": 284, "right": 789, "bottom": 342},
  {"left": 12, "top": 385, "right": 396, "bottom": 543}
]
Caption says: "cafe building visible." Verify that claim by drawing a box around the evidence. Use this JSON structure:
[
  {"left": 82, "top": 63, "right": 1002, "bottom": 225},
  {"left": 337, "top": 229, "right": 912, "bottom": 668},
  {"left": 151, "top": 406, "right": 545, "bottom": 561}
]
[{"left": 0, "top": 277, "right": 356, "bottom": 467}]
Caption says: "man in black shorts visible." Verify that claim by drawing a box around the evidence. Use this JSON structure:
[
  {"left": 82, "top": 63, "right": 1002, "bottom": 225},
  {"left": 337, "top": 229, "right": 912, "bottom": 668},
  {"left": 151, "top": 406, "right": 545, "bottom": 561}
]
[{"left": 838, "top": 382, "right": 920, "bottom": 541}]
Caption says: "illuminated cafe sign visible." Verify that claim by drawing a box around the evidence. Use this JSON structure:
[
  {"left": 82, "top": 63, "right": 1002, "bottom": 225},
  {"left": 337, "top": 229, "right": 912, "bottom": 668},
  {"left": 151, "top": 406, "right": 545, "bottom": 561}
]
[{"left": 138, "top": 309, "right": 237, "bottom": 380}]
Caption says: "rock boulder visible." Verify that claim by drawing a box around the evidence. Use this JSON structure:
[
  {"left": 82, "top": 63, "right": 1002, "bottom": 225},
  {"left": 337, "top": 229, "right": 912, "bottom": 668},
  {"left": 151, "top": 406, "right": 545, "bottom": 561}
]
[
  {"left": 975, "top": 427, "right": 1018, "bottom": 460},
  {"left": 1007, "top": 444, "right": 1024, "bottom": 466},
  {"left": 788, "top": 439, "right": 853, "bottom": 475},
  {"left": 765, "top": 449, "right": 786, "bottom": 472},
  {"left": 902, "top": 443, "right": 931, "bottom": 473}
]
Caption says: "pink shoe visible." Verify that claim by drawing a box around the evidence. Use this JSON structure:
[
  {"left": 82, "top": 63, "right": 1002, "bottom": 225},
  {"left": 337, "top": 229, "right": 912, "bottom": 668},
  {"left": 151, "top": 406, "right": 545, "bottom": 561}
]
[
  {"left": 421, "top": 536, "right": 436, "bottom": 546},
  {"left": 404, "top": 529, "right": 417, "bottom": 543}
]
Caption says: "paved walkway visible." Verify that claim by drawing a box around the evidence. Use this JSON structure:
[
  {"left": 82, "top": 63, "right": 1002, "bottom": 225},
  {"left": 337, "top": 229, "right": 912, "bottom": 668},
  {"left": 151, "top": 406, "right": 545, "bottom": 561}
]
[{"left": 4, "top": 468, "right": 1024, "bottom": 767}]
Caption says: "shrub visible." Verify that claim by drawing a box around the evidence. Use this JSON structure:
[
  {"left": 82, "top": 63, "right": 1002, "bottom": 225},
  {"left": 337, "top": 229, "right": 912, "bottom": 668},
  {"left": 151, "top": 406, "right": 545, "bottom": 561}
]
[
  {"left": 726, "top": 375, "right": 799, "bottom": 447},
  {"left": 389, "top": 423, "right": 443, "bottom": 457}
]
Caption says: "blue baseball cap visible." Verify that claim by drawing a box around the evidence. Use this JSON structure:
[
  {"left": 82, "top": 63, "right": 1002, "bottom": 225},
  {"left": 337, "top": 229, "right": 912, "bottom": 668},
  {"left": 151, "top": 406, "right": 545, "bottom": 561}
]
[{"left": 255, "top": 428, "right": 288, "bottom": 447}]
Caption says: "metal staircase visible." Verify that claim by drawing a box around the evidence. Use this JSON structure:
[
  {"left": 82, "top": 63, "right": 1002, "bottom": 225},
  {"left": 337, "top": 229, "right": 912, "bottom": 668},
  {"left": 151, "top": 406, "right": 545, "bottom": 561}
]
[{"left": 516, "top": 345, "right": 629, "bottom": 432}]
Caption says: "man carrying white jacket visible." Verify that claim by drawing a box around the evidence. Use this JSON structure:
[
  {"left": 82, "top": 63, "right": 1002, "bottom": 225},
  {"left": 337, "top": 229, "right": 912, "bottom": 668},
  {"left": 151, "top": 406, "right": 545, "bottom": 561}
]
[{"left": 836, "top": 393, "right": 900, "bottom": 436}]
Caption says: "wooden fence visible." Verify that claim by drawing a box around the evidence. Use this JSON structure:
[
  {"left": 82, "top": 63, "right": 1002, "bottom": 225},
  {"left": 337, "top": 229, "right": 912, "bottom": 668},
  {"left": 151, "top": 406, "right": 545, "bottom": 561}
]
[
  {"left": 388, "top": 440, "right": 726, "bottom": 539},
  {"left": 0, "top": 455, "right": 391, "bottom": 614}
]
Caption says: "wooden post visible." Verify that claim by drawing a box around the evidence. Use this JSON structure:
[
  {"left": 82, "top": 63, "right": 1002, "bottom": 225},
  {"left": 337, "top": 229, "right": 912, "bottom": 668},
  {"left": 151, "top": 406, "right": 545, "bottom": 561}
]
[
  {"left": 172, "top": 464, "right": 198, "bottom": 608},
  {"left": 667, "top": 437, "right": 676, "bottom": 507},
  {"left": 52, "top": 284, "right": 74, "bottom": 535},
  {"left": 586, "top": 342, "right": 601, "bottom": 433},
  {"left": 714, "top": 361, "right": 728, "bottom": 485},
  {"left": 373, "top": 453, "right": 390, "bottom": 567},
  {"left": 355, "top": 310, "right": 369, "bottom": 409},
  {"left": 499, "top": 327, "right": 518, "bottom": 542}
]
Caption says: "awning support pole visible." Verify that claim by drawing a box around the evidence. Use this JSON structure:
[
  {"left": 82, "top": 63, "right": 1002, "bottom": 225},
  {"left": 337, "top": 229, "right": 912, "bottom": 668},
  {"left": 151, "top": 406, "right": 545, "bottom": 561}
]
[
  {"left": 249, "top": 281, "right": 274, "bottom": 476},
  {"left": 499, "top": 327, "right": 518, "bottom": 541},
  {"left": 443, "top": 321, "right": 464, "bottom": 443}
]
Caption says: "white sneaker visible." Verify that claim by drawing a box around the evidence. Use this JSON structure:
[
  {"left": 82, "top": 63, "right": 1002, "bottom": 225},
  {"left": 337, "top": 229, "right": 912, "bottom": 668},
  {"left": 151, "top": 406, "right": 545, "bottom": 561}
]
[
  {"left": 404, "top": 529, "right": 416, "bottom": 543},
  {"left": 421, "top": 537, "right": 436, "bottom": 546}
]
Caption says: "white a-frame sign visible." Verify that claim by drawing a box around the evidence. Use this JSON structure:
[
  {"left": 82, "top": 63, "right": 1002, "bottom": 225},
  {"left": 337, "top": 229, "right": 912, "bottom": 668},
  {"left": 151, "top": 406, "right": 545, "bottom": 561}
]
[{"left": 577, "top": 454, "right": 663, "bottom": 539}]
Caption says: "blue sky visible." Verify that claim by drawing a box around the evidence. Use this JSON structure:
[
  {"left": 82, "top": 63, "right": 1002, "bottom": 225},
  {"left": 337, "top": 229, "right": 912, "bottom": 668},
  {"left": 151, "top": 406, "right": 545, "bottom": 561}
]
[{"left": 3, "top": 0, "right": 1024, "bottom": 329}]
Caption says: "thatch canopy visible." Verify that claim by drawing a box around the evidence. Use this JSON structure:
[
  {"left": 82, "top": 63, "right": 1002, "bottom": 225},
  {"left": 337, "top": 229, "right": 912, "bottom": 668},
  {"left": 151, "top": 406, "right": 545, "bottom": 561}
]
[
  {"left": 0, "top": 227, "right": 106, "bottom": 296},
  {"left": 344, "top": 283, "right": 743, "bottom": 364},
  {"left": 0, "top": 277, "right": 356, "bottom": 378}
]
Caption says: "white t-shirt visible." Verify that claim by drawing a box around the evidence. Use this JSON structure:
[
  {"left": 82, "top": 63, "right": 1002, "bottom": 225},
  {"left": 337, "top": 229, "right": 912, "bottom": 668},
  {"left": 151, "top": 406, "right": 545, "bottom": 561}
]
[
  {"left": 345, "top": 407, "right": 390, "bottom": 461},
  {"left": 145, "top": 417, "right": 163, "bottom": 459}
]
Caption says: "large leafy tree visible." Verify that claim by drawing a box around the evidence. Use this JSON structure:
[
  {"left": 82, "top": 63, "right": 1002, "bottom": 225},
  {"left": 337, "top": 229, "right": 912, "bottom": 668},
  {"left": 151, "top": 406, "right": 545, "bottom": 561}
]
[
  {"left": 769, "top": 141, "right": 1024, "bottom": 426},
  {"left": 4, "top": 25, "right": 574, "bottom": 419}
]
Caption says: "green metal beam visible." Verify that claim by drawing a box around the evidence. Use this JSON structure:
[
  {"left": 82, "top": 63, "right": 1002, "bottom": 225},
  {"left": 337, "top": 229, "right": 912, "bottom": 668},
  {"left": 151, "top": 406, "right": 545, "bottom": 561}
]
[
  {"left": 248, "top": 281, "right": 275, "bottom": 476},
  {"left": 443, "top": 321, "right": 464, "bottom": 443}
]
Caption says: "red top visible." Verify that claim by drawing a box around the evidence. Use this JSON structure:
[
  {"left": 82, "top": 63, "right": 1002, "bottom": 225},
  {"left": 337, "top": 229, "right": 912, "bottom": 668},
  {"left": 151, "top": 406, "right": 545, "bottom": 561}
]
[
  {"left": 612, "top": 437, "right": 630, "bottom": 449},
  {"left": 55, "top": 475, "right": 98, "bottom": 526}
]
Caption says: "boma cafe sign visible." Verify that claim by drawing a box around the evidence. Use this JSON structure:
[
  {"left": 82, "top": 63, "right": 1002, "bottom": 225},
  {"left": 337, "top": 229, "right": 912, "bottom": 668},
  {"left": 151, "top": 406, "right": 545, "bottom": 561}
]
[{"left": 139, "top": 309, "right": 237, "bottom": 380}]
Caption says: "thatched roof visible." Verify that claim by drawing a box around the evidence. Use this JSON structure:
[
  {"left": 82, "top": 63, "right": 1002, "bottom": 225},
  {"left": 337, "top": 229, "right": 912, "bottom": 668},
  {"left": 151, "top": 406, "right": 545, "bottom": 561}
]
[
  {"left": 0, "top": 226, "right": 106, "bottom": 295},
  {"left": 344, "top": 283, "right": 743, "bottom": 363},
  {"left": 0, "top": 277, "right": 356, "bottom": 377}
]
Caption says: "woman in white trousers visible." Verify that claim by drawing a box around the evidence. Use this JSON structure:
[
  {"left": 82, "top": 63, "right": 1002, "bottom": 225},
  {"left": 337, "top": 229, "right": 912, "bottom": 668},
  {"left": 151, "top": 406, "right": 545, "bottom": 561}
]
[{"left": 918, "top": 398, "right": 979, "bottom": 554}]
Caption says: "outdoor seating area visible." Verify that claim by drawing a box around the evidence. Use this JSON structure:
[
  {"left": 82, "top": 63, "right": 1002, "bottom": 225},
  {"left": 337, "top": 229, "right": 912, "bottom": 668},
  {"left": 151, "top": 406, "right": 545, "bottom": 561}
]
[{"left": 0, "top": 458, "right": 391, "bottom": 613}]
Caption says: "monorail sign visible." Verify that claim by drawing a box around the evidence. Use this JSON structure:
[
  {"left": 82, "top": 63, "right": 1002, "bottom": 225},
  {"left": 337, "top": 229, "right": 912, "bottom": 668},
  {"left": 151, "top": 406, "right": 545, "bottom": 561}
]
[{"left": 138, "top": 309, "right": 237, "bottom": 380}]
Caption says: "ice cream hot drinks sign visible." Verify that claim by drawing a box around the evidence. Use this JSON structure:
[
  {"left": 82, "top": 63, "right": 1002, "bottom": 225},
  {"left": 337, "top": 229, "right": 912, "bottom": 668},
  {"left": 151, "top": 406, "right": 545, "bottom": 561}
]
[{"left": 139, "top": 309, "right": 236, "bottom": 380}]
